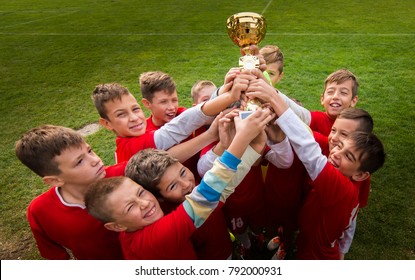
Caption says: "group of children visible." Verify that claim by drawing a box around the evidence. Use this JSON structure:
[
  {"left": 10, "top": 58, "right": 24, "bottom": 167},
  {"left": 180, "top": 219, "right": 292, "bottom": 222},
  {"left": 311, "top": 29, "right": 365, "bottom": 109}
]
[{"left": 15, "top": 44, "right": 386, "bottom": 260}]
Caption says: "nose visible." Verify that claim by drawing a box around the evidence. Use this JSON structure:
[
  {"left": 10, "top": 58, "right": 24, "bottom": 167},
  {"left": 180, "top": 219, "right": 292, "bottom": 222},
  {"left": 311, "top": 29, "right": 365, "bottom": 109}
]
[
  {"left": 330, "top": 132, "right": 339, "bottom": 145},
  {"left": 332, "top": 90, "right": 340, "bottom": 99},
  {"left": 130, "top": 111, "right": 139, "bottom": 120},
  {"left": 138, "top": 198, "right": 151, "bottom": 210},
  {"left": 89, "top": 153, "right": 101, "bottom": 167}
]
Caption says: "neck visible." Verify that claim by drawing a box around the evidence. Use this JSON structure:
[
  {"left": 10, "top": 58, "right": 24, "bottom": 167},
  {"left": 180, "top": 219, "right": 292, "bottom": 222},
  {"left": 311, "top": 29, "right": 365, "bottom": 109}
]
[
  {"left": 151, "top": 115, "right": 164, "bottom": 127},
  {"left": 57, "top": 184, "right": 88, "bottom": 206}
]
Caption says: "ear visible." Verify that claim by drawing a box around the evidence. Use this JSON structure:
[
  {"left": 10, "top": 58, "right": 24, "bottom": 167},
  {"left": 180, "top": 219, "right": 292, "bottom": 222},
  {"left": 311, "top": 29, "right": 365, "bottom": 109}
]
[
  {"left": 42, "top": 175, "right": 64, "bottom": 187},
  {"left": 104, "top": 222, "right": 128, "bottom": 232},
  {"left": 350, "top": 95, "right": 358, "bottom": 108},
  {"left": 276, "top": 71, "right": 284, "bottom": 83},
  {"left": 351, "top": 171, "right": 369, "bottom": 182},
  {"left": 99, "top": 117, "right": 113, "bottom": 131},
  {"left": 320, "top": 94, "right": 324, "bottom": 105},
  {"left": 141, "top": 98, "right": 151, "bottom": 109}
]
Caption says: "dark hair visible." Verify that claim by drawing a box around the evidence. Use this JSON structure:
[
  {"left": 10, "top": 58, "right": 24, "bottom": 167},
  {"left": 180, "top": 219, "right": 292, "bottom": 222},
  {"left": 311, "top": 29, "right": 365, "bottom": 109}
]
[
  {"left": 125, "top": 148, "right": 177, "bottom": 198},
  {"left": 338, "top": 108, "right": 374, "bottom": 133},
  {"left": 349, "top": 131, "right": 385, "bottom": 174}
]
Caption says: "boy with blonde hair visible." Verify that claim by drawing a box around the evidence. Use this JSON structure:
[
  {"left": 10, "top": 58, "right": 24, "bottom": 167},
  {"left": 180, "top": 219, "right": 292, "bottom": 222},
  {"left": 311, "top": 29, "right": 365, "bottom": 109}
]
[{"left": 191, "top": 80, "right": 217, "bottom": 105}]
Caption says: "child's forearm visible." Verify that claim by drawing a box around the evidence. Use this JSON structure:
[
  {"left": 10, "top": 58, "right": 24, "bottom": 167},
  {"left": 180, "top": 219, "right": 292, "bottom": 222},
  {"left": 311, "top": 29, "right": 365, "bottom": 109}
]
[
  {"left": 155, "top": 104, "right": 214, "bottom": 150},
  {"left": 265, "top": 137, "right": 294, "bottom": 169},
  {"left": 220, "top": 145, "right": 261, "bottom": 202},
  {"left": 183, "top": 150, "right": 241, "bottom": 228},
  {"left": 167, "top": 130, "right": 217, "bottom": 163},
  {"left": 201, "top": 93, "right": 238, "bottom": 116},
  {"left": 277, "top": 91, "right": 311, "bottom": 125},
  {"left": 276, "top": 109, "right": 327, "bottom": 180}
]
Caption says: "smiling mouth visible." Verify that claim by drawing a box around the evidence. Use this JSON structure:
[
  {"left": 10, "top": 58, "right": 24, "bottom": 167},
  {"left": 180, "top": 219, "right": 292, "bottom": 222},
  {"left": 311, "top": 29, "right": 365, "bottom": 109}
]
[
  {"left": 144, "top": 205, "right": 156, "bottom": 218},
  {"left": 130, "top": 123, "right": 143, "bottom": 130},
  {"left": 329, "top": 157, "right": 339, "bottom": 168}
]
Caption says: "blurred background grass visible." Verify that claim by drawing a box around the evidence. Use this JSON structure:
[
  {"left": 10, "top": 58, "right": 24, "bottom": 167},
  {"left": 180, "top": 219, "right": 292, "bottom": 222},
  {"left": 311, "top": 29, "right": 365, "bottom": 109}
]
[{"left": 0, "top": 0, "right": 414, "bottom": 259}]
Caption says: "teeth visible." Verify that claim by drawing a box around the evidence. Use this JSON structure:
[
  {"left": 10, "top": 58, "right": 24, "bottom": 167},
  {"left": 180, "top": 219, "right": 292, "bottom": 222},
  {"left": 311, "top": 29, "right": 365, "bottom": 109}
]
[{"left": 145, "top": 206, "right": 155, "bottom": 218}]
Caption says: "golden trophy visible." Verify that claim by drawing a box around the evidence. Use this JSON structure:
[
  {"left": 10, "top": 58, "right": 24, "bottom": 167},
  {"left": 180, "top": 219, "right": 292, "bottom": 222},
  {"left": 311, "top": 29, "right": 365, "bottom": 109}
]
[
  {"left": 226, "top": 12, "right": 267, "bottom": 117},
  {"left": 226, "top": 12, "right": 267, "bottom": 70}
]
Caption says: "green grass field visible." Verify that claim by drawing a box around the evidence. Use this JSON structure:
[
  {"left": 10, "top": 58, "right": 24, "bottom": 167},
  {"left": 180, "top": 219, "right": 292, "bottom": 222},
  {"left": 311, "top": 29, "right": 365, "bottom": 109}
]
[{"left": 0, "top": 0, "right": 414, "bottom": 260}]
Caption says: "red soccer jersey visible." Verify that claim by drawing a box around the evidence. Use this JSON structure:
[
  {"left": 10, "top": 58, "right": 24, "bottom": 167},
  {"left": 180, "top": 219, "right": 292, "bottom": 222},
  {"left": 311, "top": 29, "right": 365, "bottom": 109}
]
[
  {"left": 27, "top": 187, "right": 123, "bottom": 260},
  {"left": 119, "top": 204, "right": 197, "bottom": 260},
  {"left": 115, "top": 131, "right": 157, "bottom": 163},
  {"left": 296, "top": 163, "right": 360, "bottom": 260},
  {"left": 160, "top": 200, "right": 232, "bottom": 260},
  {"left": 310, "top": 111, "right": 335, "bottom": 137},
  {"left": 145, "top": 107, "right": 187, "bottom": 132},
  {"left": 264, "top": 153, "right": 306, "bottom": 240}
]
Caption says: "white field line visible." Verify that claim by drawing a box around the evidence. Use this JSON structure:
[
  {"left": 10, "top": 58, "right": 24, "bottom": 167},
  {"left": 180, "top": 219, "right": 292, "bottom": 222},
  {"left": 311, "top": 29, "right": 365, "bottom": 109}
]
[
  {"left": 262, "top": 0, "right": 274, "bottom": 15},
  {"left": 0, "top": 10, "right": 79, "bottom": 29},
  {"left": 0, "top": 32, "right": 413, "bottom": 37}
]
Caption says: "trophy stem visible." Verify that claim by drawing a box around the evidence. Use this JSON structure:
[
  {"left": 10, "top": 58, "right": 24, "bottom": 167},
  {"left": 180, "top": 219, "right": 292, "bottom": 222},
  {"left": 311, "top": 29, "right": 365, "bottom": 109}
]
[{"left": 242, "top": 46, "right": 251, "bottom": 55}]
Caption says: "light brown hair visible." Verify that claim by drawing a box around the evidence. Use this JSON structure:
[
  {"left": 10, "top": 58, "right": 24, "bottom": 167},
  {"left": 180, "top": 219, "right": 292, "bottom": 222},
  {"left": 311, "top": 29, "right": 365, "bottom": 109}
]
[
  {"left": 190, "top": 80, "right": 216, "bottom": 103},
  {"left": 139, "top": 71, "right": 176, "bottom": 102},
  {"left": 324, "top": 69, "right": 359, "bottom": 98},
  {"left": 85, "top": 176, "right": 126, "bottom": 223},
  {"left": 15, "top": 125, "right": 85, "bottom": 177},
  {"left": 91, "top": 83, "right": 131, "bottom": 120},
  {"left": 259, "top": 45, "right": 284, "bottom": 73}
]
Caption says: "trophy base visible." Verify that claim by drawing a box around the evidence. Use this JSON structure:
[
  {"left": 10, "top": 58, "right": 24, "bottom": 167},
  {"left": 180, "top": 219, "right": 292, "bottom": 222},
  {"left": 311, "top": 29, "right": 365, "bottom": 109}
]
[{"left": 239, "top": 54, "right": 259, "bottom": 70}]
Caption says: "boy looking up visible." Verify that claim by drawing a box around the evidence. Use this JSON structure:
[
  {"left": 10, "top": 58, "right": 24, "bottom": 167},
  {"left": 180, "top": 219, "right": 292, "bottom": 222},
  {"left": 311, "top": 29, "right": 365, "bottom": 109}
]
[
  {"left": 15, "top": 125, "right": 125, "bottom": 260},
  {"left": 245, "top": 81, "right": 385, "bottom": 259}
]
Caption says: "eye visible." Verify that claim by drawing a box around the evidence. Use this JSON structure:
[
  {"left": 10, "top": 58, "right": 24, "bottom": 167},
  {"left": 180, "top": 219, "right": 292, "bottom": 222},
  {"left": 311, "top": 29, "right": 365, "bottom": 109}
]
[
  {"left": 127, "top": 203, "right": 134, "bottom": 212},
  {"left": 138, "top": 188, "right": 146, "bottom": 197},
  {"left": 133, "top": 107, "right": 141, "bottom": 112},
  {"left": 116, "top": 112, "right": 126, "bottom": 118},
  {"left": 168, "top": 183, "right": 177, "bottom": 191},
  {"left": 75, "top": 158, "right": 84, "bottom": 166},
  {"left": 180, "top": 168, "right": 186, "bottom": 177}
]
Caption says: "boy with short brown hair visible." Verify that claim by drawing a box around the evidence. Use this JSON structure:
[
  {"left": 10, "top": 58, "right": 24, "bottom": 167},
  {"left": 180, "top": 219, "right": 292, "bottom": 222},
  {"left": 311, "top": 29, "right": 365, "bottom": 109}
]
[
  {"left": 15, "top": 125, "right": 125, "bottom": 259},
  {"left": 85, "top": 108, "right": 275, "bottom": 259}
]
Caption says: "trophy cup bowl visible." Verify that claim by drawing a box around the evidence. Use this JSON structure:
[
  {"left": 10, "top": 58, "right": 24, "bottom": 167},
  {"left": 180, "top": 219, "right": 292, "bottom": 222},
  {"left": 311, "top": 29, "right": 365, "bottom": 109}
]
[
  {"left": 226, "top": 12, "right": 267, "bottom": 116},
  {"left": 226, "top": 12, "right": 267, "bottom": 70}
]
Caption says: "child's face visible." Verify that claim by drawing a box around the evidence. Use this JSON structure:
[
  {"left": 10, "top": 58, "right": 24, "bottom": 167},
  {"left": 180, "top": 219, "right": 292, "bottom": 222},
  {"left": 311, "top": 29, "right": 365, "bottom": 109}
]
[
  {"left": 53, "top": 142, "right": 105, "bottom": 187},
  {"left": 101, "top": 94, "right": 146, "bottom": 137},
  {"left": 266, "top": 62, "right": 283, "bottom": 86},
  {"left": 328, "top": 137, "right": 363, "bottom": 179},
  {"left": 142, "top": 90, "right": 179, "bottom": 127},
  {"left": 321, "top": 79, "right": 357, "bottom": 120},
  {"left": 106, "top": 177, "right": 163, "bottom": 232},
  {"left": 328, "top": 118, "right": 360, "bottom": 152},
  {"left": 157, "top": 162, "right": 195, "bottom": 203},
  {"left": 194, "top": 85, "right": 215, "bottom": 105}
]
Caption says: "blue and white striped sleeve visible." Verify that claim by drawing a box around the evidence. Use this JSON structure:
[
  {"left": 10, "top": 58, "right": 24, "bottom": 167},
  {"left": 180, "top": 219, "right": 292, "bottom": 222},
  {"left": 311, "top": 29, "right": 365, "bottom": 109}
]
[{"left": 183, "top": 150, "right": 240, "bottom": 228}]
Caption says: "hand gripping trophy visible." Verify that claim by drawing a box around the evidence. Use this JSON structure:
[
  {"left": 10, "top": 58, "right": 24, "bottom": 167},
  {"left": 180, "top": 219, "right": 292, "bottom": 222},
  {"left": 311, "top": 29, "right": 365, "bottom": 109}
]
[{"left": 226, "top": 12, "right": 267, "bottom": 117}]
